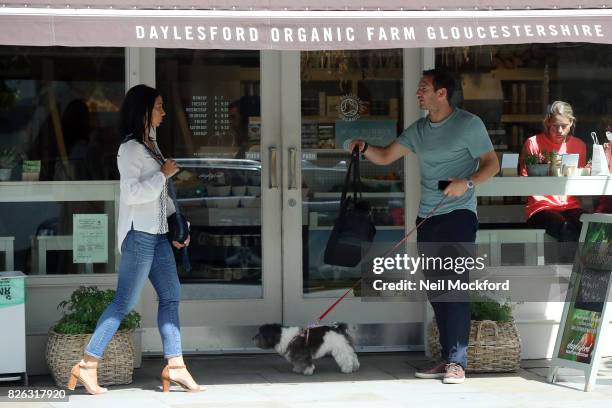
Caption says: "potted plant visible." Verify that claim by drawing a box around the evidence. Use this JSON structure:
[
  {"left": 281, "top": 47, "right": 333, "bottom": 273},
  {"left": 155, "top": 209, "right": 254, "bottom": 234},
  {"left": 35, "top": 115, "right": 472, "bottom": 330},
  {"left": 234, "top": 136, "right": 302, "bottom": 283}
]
[
  {"left": 428, "top": 293, "right": 521, "bottom": 373},
  {"left": 524, "top": 152, "right": 550, "bottom": 176},
  {"left": 45, "top": 286, "right": 141, "bottom": 388},
  {"left": 0, "top": 147, "right": 17, "bottom": 181}
]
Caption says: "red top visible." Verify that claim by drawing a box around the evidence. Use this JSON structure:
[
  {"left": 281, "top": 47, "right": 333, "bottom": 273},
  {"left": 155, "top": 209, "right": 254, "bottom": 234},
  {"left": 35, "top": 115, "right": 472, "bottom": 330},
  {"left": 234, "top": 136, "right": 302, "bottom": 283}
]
[{"left": 519, "top": 133, "right": 586, "bottom": 220}]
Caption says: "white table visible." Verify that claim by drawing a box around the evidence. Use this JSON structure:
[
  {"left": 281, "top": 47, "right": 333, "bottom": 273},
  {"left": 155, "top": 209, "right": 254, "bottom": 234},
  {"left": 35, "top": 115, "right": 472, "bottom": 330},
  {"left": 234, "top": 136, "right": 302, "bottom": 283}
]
[
  {"left": 31, "top": 235, "right": 93, "bottom": 275},
  {"left": 477, "top": 175, "right": 612, "bottom": 196}
]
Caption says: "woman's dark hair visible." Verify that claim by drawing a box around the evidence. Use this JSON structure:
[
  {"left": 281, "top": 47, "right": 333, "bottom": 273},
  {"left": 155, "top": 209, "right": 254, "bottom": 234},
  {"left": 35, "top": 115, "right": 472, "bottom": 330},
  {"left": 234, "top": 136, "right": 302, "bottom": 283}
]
[{"left": 119, "top": 84, "right": 160, "bottom": 144}]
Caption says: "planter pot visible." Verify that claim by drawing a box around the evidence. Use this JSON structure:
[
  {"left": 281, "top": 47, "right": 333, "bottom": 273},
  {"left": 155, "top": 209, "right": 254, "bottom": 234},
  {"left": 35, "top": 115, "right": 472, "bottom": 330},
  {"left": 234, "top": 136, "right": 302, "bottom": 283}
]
[
  {"left": 0, "top": 168, "right": 12, "bottom": 181},
  {"left": 428, "top": 319, "right": 521, "bottom": 373},
  {"left": 526, "top": 164, "right": 550, "bottom": 177},
  {"left": 45, "top": 329, "right": 134, "bottom": 388},
  {"left": 132, "top": 328, "right": 143, "bottom": 369}
]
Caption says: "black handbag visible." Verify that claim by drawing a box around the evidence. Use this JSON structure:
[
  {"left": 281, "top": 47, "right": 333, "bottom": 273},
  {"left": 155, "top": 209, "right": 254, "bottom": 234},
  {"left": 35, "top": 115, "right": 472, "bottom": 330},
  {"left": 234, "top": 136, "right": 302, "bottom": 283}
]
[
  {"left": 167, "top": 179, "right": 192, "bottom": 273},
  {"left": 324, "top": 147, "right": 376, "bottom": 267}
]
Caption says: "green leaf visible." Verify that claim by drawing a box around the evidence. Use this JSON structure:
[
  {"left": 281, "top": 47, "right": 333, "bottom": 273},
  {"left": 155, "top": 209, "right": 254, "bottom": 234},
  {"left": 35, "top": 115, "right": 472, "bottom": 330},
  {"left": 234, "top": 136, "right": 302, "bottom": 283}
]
[
  {"left": 52, "top": 286, "right": 141, "bottom": 334},
  {"left": 469, "top": 292, "right": 514, "bottom": 322}
]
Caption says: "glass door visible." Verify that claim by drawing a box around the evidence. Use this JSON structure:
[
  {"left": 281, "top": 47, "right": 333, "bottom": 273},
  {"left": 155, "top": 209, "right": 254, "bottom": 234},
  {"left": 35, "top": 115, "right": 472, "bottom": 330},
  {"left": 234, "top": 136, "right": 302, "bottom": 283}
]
[
  {"left": 140, "top": 49, "right": 283, "bottom": 352},
  {"left": 281, "top": 50, "right": 423, "bottom": 348}
]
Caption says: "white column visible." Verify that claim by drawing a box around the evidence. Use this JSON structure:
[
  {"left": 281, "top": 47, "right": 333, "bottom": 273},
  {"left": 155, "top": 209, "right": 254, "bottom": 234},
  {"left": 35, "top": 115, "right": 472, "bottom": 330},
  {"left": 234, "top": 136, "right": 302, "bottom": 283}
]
[
  {"left": 403, "top": 48, "right": 425, "bottom": 240},
  {"left": 125, "top": 47, "right": 155, "bottom": 92},
  {"left": 416, "top": 47, "right": 435, "bottom": 356}
]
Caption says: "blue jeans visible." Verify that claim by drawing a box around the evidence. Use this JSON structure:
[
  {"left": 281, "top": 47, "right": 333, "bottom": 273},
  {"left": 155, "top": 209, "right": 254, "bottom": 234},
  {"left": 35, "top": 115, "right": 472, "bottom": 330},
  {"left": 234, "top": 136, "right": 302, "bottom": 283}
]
[
  {"left": 416, "top": 209, "right": 478, "bottom": 369},
  {"left": 85, "top": 230, "right": 182, "bottom": 359}
]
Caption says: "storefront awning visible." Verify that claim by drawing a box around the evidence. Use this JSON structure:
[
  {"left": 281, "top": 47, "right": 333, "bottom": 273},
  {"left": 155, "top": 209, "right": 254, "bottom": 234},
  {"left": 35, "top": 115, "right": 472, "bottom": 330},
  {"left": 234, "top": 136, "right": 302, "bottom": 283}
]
[
  {"left": 2, "top": 4, "right": 612, "bottom": 49},
  {"left": 9, "top": 1, "right": 612, "bottom": 11}
]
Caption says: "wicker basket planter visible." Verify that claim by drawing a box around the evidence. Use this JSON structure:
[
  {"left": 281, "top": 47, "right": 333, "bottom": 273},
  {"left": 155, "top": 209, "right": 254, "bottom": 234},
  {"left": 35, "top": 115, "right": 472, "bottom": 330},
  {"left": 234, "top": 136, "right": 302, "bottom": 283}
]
[
  {"left": 46, "top": 329, "right": 134, "bottom": 388},
  {"left": 428, "top": 319, "right": 521, "bottom": 373}
]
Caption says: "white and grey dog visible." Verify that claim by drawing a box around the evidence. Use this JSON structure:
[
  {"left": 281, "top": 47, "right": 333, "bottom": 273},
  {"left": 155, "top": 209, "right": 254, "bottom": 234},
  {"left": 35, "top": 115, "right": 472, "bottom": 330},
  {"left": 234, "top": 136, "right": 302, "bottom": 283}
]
[{"left": 253, "top": 323, "right": 360, "bottom": 375}]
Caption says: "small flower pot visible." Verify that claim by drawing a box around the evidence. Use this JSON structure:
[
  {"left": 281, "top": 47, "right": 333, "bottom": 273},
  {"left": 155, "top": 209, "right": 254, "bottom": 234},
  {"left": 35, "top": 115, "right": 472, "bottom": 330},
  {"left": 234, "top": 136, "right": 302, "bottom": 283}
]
[{"left": 526, "top": 164, "right": 549, "bottom": 177}]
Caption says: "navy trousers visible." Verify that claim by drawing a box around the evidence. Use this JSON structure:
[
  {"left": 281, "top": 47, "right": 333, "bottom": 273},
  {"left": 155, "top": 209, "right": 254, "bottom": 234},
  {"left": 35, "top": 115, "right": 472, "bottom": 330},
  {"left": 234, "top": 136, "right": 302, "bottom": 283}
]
[{"left": 416, "top": 209, "right": 478, "bottom": 369}]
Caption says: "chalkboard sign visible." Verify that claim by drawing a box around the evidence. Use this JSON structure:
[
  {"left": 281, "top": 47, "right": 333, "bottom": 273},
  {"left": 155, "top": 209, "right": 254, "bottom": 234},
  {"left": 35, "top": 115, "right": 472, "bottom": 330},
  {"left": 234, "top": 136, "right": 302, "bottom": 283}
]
[
  {"left": 549, "top": 214, "right": 612, "bottom": 391},
  {"left": 575, "top": 267, "right": 610, "bottom": 312}
]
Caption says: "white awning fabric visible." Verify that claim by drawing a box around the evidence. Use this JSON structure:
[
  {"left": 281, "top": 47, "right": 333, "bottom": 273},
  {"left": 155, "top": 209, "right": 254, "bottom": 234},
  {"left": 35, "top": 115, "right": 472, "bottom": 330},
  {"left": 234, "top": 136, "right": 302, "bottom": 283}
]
[{"left": 2, "top": 3, "right": 612, "bottom": 49}]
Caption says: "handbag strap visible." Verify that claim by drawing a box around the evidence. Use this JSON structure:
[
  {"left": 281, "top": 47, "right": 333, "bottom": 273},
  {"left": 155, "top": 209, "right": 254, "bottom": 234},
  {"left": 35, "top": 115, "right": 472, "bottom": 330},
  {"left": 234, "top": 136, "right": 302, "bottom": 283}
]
[
  {"left": 143, "top": 141, "right": 191, "bottom": 271},
  {"left": 352, "top": 148, "right": 362, "bottom": 199},
  {"left": 339, "top": 148, "right": 360, "bottom": 212},
  {"left": 141, "top": 141, "right": 182, "bottom": 217},
  {"left": 166, "top": 178, "right": 182, "bottom": 217}
]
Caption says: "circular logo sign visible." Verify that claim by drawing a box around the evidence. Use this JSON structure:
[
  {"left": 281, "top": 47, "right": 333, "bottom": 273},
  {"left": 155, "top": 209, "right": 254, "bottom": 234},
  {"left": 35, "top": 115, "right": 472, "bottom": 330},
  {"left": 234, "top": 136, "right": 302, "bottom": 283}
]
[{"left": 337, "top": 94, "right": 363, "bottom": 121}]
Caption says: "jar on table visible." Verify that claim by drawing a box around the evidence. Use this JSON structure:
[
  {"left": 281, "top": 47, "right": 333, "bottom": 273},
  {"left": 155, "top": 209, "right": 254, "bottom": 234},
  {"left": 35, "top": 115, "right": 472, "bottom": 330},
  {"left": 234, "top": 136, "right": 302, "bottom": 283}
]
[{"left": 550, "top": 155, "right": 562, "bottom": 177}]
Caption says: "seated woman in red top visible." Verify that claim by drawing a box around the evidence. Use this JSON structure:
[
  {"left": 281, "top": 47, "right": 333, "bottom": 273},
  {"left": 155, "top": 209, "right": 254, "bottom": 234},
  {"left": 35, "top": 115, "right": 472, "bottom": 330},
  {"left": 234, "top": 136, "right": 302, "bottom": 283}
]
[{"left": 519, "top": 101, "right": 587, "bottom": 242}]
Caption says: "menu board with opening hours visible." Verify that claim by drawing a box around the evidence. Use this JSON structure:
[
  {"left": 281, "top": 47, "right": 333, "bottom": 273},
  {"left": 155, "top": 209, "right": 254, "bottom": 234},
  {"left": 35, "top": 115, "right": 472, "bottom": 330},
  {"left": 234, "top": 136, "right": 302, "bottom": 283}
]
[{"left": 186, "top": 95, "right": 208, "bottom": 137}]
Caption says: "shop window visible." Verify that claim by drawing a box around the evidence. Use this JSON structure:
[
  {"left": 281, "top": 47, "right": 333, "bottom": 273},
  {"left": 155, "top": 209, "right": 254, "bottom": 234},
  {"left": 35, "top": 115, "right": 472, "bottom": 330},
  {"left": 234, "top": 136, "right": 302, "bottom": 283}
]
[
  {"left": 0, "top": 46, "right": 124, "bottom": 182},
  {"left": 436, "top": 43, "right": 611, "bottom": 226},
  {"left": 0, "top": 46, "right": 124, "bottom": 275}
]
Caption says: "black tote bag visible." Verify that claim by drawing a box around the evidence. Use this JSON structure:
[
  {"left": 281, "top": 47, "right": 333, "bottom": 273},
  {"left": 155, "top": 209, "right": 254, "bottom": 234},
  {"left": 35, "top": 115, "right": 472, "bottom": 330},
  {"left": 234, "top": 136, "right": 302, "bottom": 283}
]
[{"left": 323, "top": 148, "right": 376, "bottom": 267}]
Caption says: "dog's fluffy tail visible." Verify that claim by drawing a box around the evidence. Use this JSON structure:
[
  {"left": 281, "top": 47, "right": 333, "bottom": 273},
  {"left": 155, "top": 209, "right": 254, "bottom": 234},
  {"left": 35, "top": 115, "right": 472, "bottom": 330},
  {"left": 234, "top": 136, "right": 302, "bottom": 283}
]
[
  {"left": 331, "top": 322, "right": 355, "bottom": 346},
  {"left": 332, "top": 322, "right": 349, "bottom": 334}
]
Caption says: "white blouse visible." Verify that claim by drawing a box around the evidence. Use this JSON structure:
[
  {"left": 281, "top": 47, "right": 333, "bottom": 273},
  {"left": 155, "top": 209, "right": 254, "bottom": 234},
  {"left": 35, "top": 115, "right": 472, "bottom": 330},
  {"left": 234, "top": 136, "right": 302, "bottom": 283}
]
[{"left": 116, "top": 139, "right": 176, "bottom": 252}]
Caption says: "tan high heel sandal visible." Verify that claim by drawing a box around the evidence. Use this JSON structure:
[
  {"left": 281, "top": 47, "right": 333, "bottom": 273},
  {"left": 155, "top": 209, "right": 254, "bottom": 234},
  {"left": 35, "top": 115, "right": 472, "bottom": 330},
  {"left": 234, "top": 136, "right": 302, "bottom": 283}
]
[
  {"left": 67, "top": 362, "right": 108, "bottom": 395},
  {"left": 161, "top": 365, "right": 206, "bottom": 392}
]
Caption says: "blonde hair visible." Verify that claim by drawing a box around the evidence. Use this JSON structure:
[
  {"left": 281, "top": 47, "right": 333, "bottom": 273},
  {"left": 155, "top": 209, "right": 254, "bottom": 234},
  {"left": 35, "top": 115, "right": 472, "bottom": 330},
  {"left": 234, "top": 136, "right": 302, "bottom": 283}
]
[{"left": 543, "top": 100, "right": 576, "bottom": 135}]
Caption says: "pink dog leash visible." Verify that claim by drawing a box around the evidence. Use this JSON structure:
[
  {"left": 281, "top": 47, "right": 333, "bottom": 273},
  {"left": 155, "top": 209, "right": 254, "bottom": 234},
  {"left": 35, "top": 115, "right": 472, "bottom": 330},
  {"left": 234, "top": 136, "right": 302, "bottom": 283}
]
[{"left": 314, "top": 194, "right": 448, "bottom": 325}]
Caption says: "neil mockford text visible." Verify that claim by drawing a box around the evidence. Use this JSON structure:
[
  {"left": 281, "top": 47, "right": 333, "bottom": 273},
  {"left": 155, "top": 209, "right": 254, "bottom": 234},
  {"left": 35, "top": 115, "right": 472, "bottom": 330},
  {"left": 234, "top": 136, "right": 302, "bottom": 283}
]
[{"left": 370, "top": 254, "right": 511, "bottom": 293}]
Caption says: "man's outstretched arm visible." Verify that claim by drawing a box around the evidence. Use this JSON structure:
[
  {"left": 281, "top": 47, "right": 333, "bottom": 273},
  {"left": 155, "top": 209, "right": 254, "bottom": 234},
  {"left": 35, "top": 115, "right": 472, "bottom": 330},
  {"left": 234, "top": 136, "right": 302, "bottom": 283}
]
[{"left": 347, "top": 140, "right": 412, "bottom": 165}]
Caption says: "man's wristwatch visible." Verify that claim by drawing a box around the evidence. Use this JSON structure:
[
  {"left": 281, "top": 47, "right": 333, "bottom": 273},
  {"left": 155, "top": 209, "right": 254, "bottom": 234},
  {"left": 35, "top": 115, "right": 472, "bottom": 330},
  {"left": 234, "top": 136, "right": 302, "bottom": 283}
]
[{"left": 466, "top": 178, "right": 474, "bottom": 189}]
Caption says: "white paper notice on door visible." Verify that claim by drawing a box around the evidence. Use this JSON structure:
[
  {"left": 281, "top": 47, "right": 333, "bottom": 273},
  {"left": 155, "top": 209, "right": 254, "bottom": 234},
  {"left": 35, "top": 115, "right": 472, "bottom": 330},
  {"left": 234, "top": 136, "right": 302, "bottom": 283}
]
[{"left": 73, "top": 214, "right": 108, "bottom": 263}]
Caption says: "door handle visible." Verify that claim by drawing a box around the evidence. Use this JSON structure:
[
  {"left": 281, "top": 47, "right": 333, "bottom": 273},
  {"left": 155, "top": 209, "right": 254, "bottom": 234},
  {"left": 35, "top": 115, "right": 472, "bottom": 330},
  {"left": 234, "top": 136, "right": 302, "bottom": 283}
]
[
  {"left": 288, "top": 147, "right": 297, "bottom": 190},
  {"left": 269, "top": 147, "right": 278, "bottom": 189}
]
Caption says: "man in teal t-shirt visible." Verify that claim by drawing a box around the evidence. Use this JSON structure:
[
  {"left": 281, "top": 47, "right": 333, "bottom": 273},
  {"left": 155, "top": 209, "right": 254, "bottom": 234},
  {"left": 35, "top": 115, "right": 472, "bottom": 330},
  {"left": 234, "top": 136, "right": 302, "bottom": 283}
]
[{"left": 347, "top": 69, "right": 499, "bottom": 384}]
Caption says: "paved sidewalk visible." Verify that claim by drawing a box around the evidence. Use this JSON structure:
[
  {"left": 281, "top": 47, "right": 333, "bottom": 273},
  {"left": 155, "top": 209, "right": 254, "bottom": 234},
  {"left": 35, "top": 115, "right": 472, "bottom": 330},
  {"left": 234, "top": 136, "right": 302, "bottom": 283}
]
[{"left": 2, "top": 353, "right": 612, "bottom": 407}]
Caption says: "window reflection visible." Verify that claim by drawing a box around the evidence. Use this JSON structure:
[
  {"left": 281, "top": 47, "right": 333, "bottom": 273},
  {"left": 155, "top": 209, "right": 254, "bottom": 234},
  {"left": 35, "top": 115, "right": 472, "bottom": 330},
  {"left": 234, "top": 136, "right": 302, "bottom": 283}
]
[
  {"left": 437, "top": 43, "right": 612, "bottom": 159},
  {"left": 300, "top": 50, "right": 405, "bottom": 296},
  {"left": 437, "top": 43, "right": 612, "bottom": 263},
  {"left": 0, "top": 46, "right": 123, "bottom": 275},
  {"left": 0, "top": 46, "right": 124, "bottom": 182}
]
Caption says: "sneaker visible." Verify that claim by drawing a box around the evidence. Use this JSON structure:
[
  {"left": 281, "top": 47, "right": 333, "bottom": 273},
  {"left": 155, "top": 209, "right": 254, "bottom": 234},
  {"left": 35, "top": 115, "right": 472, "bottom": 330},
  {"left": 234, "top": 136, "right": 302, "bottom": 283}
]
[
  {"left": 415, "top": 360, "right": 447, "bottom": 379},
  {"left": 442, "top": 363, "right": 465, "bottom": 384}
]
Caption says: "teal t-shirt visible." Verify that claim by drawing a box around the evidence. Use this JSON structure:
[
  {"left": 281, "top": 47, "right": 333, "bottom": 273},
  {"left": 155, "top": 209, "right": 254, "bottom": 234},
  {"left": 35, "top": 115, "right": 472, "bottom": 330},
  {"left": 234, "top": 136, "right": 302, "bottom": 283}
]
[{"left": 397, "top": 108, "right": 493, "bottom": 218}]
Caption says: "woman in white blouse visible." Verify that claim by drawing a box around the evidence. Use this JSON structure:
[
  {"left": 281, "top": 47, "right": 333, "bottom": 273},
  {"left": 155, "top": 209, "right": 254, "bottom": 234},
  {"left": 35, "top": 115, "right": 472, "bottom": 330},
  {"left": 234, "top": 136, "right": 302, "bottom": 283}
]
[{"left": 67, "top": 85, "right": 205, "bottom": 394}]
